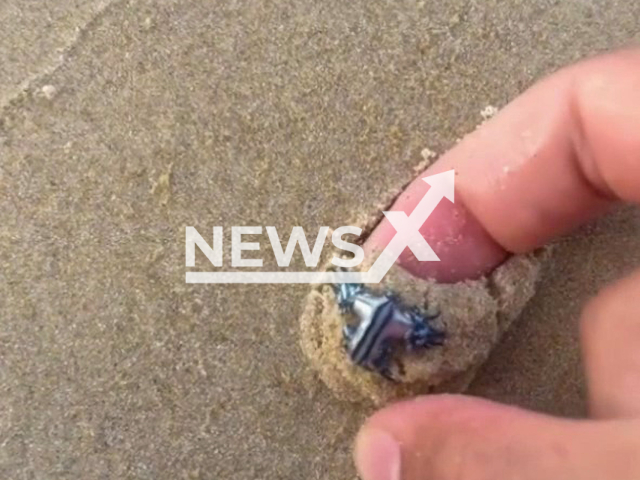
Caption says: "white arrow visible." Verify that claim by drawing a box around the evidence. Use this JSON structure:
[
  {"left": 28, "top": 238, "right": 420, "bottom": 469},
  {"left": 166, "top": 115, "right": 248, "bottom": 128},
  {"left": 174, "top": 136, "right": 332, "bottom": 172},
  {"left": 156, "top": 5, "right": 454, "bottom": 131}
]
[{"left": 363, "top": 169, "right": 455, "bottom": 283}]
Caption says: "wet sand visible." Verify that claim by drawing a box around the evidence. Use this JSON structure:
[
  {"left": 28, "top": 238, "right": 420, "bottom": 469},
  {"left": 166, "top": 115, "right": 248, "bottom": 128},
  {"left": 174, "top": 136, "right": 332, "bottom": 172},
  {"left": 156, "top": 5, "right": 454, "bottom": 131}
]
[{"left": 1, "top": 1, "right": 640, "bottom": 478}]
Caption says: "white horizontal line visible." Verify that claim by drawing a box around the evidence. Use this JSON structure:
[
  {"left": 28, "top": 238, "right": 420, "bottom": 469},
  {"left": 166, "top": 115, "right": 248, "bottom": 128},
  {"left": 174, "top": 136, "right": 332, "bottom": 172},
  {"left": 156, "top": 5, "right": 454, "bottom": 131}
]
[{"left": 185, "top": 271, "right": 374, "bottom": 284}]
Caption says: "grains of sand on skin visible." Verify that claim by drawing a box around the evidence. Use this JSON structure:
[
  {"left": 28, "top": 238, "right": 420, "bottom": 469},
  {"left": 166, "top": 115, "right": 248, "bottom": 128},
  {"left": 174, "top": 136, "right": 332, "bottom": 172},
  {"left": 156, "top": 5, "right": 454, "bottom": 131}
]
[{"left": 480, "top": 105, "right": 499, "bottom": 122}]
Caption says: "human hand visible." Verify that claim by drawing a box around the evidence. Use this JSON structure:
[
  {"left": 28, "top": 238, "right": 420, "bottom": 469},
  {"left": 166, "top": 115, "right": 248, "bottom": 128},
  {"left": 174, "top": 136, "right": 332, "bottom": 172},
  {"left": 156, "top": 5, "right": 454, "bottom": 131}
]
[{"left": 355, "top": 48, "right": 640, "bottom": 480}]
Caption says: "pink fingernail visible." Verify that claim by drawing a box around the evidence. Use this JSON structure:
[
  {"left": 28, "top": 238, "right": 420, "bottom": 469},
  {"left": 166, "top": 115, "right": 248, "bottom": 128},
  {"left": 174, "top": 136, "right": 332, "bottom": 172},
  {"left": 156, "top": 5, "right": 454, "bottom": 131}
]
[{"left": 354, "top": 429, "right": 402, "bottom": 480}]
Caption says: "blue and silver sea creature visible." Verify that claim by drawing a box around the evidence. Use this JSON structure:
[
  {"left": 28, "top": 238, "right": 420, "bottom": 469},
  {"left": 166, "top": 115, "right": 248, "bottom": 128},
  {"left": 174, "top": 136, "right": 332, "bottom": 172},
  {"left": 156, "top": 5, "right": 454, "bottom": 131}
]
[{"left": 334, "top": 281, "right": 444, "bottom": 380}]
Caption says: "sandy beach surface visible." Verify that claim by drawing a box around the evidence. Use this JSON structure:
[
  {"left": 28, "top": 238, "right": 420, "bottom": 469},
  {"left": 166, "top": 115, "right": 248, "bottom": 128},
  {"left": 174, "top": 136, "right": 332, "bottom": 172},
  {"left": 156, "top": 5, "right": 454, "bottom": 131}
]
[{"left": 1, "top": 1, "right": 640, "bottom": 478}]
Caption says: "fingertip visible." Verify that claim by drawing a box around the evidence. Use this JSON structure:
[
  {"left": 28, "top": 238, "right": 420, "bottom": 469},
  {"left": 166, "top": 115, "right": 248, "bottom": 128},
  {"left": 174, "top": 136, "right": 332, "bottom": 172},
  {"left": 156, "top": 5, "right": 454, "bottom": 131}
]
[
  {"left": 354, "top": 427, "right": 402, "bottom": 480},
  {"left": 354, "top": 395, "right": 596, "bottom": 480},
  {"left": 355, "top": 395, "right": 504, "bottom": 480},
  {"left": 365, "top": 49, "right": 640, "bottom": 284},
  {"left": 364, "top": 185, "right": 508, "bottom": 283}
]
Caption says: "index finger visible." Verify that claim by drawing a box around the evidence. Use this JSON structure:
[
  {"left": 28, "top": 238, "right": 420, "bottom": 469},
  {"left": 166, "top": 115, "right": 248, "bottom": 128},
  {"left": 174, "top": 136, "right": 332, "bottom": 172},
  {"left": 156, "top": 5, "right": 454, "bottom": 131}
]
[{"left": 365, "top": 48, "right": 640, "bottom": 283}]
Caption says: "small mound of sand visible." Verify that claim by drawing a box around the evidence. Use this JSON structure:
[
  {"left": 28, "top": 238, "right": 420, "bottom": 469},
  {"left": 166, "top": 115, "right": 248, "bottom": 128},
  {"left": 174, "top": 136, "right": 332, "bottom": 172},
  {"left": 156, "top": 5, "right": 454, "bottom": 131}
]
[
  {"left": 299, "top": 252, "right": 545, "bottom": 406},
  {"left": 299, "top": 151, "right": 548, "bottom": 406}
]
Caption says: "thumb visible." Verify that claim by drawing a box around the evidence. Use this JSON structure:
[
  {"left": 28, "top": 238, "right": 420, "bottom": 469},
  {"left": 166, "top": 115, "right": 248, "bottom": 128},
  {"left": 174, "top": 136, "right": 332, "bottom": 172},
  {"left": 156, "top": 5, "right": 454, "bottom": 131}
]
[
  {"left": 354, "top": 267, "right": 640, "bottom": 480},
  {"left": 354, "top": 395, "right": 640, "bottom": 480}
]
